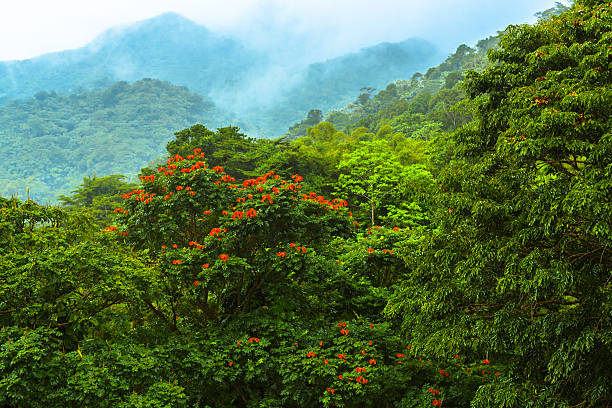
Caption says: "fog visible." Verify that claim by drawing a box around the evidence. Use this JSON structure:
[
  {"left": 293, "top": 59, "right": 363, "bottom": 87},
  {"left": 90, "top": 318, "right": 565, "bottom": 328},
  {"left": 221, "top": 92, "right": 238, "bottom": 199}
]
[{"left": 1, "top": 0, "right": 564, "bottom": 62}]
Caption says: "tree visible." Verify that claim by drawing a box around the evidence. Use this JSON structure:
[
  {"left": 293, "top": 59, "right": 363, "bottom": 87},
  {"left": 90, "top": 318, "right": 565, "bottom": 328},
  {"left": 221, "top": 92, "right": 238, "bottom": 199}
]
[
  {"left": 337, "top": 140, "right": 406, "bottom": 226},
  {"left": 57, "top": 174, "right": 137, "bottom": 223},
  {"left": 387, "top": 1, "right": 612, "bottom": 406}
]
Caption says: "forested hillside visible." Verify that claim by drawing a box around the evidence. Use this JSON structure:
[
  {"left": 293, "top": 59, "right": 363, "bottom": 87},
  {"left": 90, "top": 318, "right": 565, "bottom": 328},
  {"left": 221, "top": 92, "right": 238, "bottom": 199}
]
[
  {"left": 1, "top": 1, "right": 610, "bottom": 407},
  {"left": 0, "top": 12, "right": 442, "bottom": 137},
  {"left": 0, "top": 79, "right": 215, "bottom": 201}
]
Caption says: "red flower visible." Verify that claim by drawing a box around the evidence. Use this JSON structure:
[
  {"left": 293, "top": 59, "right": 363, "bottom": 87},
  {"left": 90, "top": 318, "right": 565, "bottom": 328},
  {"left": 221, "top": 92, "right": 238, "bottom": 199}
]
[
  {"left": 202, "top": 264, "right": 210, "bottom": 268},
  {"left": 193, "top": 280, "right": 200, "bottom": 285},
  {"left": 277, "top": 252, "right": 286, "bottom": 258},
  {"left": 228, "top": 361, "right": 233, "bottom": 366},
  {"left": 306, "top": 352, "right": 316, "bottom": 358},
  {"left": 482, "top": 359, "right": 490, "bottom": 365},
  {"left": 337, "top": 354, "right": 346, "bottom": 359},
  {"left": 369, "top": 359, "right": 376, "bottom": 365},
  {"left": 338, "top": 375, "right": 343, "bottom": 380},
  {"left": 289, "top": 243, "right": 296, "bottom": 248},
  {"left": 248, "top": 337, "right": 259, "bottom": 343},
  {"left": 219, "top": 254, "right": 229, "bottom": 262}
]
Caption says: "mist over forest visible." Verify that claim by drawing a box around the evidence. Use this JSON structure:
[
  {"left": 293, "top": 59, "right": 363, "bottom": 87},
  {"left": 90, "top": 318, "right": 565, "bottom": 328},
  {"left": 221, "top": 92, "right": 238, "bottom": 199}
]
[{"left": 1, "top": 1, "right": 610, "bottom": 407}]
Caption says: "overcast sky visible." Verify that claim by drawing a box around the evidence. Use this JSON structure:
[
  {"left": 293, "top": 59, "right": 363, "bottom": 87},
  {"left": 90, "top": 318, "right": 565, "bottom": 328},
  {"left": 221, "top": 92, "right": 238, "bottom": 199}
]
[{"left": 0, "top": 0, "right": 561, "bottom": 61}]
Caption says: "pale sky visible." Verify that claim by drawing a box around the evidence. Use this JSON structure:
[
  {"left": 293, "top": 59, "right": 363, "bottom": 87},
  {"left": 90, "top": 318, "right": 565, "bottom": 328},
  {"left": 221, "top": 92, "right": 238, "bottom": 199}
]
[{"left": 0, "top": 0, "right": 561, "bottom": 61}]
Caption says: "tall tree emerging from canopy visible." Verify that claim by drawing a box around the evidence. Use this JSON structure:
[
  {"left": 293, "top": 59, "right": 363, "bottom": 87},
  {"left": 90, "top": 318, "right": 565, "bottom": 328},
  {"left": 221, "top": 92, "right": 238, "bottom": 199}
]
[
  {"left": 386, "top": 1, "right": 611, "bottom": 406},
  {"left": 336, "top": 140, "right": 406, "bottom": 226}
]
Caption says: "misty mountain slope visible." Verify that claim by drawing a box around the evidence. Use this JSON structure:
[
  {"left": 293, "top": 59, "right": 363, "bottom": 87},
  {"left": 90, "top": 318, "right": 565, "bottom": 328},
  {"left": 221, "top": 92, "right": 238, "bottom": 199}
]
[
  {"left": 0, "top": 79, "right": 214, "bottom": 202},
  {"left": 231, "top": 38, "right": 442, "bottom": 137},
  {"left": 0, "top": 12, "right": 442, "bottom": 137},
  {"left": 0, "top": 13, "right": 262, "bottom": 105}
]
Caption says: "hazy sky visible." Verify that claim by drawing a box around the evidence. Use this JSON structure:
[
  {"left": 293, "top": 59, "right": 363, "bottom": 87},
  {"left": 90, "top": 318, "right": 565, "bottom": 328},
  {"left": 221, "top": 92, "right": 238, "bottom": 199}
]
[{"left": 0, "top": 0, "right": 562, "bottom": 61}]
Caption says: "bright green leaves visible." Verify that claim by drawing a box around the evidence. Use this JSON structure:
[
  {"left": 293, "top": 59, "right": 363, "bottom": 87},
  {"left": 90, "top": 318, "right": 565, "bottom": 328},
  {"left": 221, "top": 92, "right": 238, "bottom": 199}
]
[{"left": 387, "top": 1, "right": 612, "bottom": 406}]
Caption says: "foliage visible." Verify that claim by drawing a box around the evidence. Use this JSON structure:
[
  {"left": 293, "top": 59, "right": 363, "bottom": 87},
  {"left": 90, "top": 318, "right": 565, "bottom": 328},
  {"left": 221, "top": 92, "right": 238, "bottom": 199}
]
[
  {"left": 58, "top": 174, "right": 138, "bottom": 224},
  {"left": 1, "top": 2, "right": 611, "bottom": 406},
  {"left": 0, "top": 79, "right": 214, "bottom": 202},
  {"left": 386, "top": 1, "right": 612, "bottom": 406}
]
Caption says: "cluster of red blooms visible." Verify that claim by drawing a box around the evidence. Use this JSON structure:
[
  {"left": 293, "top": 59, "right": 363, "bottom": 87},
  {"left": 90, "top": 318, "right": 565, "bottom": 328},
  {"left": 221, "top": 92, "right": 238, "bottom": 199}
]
[
  {"left": 277, "top": 252, "right": 286, "bottom": 258},
  {"left": 261, "top": 195, "right": 274, "bottom": 204},
  {"left": 242, "top": 170, "right": 280, "bottom": 188},
  {"left": 340, "top": 328, "right": 349, "bottom": 335},
  {"left": 355, "top": 375, "right": 368, "bottom": 384},
  {"left": 114, "top": 208, "right": 126, "bottom": 213},
  {"left": 139, "top": 174, "right": 155, "bottom": 182},
  {"left": 432, "top": 399, "right": 442, "bottom": 406},
  {"left": 382, "top": 249, "right": 394, "bottom": 255},
  {"left": 482, "top": 359, "right": 490, "bottom": 365},
  {"left": 188, "top": 241, "right": 204, "bottom": 249},
  {"left": 172, "top": 260, "right": 182, "bottom": 265},
  {"left": 438, "top": 369, "right": 450, "bottom": 377},
  {"left": 219, "top": 254, "right": 229, "bottom": 262},
  {"left": 232, "top": 208, "right": 258, "bottom": 220},
  {"left": 209, "top": 227, "right": 227, "bottom": 237},
  {"left": 103, "top": 226, "right": 118, "bottom": 231},
  {"left": 221, "top": 174, "right": 235, "bottom": 182},
  {"left": 248, "top": 337, "right": 259, "bottom": 343},
  {"left": 325, "top": 388, "right": 335, "bottom": 395},
  {"left": 300, "top": 192, "right": 348, "bottom": 211},
  {"left": 306, "top": 352, "right": 316, "bottom": 358}
]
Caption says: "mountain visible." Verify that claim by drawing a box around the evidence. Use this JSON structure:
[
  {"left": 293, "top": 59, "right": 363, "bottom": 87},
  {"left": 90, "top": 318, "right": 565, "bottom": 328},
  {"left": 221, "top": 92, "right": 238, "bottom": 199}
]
[
  {"left": 0, "top": 13, "right": 260, "bottom": 106},
  {"left": 232, "top": 38, "right": 441, "bottom": 137},
  {"left": 0, "top": 13, "right": 442, "bottom": 137},
  {"left": 0, "top": 79, "right": 214, "bottom": 202}
]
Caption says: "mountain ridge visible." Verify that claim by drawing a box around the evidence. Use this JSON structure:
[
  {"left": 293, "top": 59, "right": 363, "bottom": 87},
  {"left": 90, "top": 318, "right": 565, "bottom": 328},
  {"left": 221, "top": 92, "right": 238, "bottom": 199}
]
[{"left": 0, "top": 12, "right": 442, "bottom": 136}]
